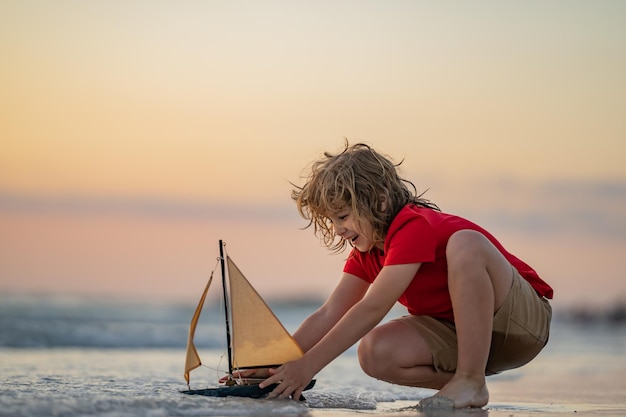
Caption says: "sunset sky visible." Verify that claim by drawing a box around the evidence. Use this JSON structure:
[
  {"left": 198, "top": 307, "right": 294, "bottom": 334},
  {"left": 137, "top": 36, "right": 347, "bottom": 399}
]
[{"left": 1, "top": 1, "right": 625, "bottom": 309}]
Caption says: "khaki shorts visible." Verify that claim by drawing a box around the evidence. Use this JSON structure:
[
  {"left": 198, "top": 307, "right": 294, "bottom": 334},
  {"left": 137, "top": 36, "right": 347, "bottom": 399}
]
[{"left": 395, "top": 267, "right": 552, "bottom": 375}]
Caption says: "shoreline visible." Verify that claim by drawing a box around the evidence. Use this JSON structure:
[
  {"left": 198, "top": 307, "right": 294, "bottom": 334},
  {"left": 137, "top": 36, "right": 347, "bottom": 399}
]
[{"left": 307, "top": 400, "right": 626, "bottom": 416}]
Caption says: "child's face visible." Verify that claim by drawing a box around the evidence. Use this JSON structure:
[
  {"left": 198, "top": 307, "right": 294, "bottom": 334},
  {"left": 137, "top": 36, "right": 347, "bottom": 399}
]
[{"left": 327, "top": 208, "right": 374, "bottom": 252}]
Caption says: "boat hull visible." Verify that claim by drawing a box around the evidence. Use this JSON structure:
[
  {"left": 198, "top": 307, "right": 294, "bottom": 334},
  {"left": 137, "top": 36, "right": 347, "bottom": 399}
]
[{"left": 181, "top": 379, "right": 316, "bottom": 400}]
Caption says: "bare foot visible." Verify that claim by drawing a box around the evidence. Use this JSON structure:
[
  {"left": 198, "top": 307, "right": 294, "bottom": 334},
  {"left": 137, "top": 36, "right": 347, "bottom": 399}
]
[{"left": 432, "top": 375, "right": 489, "bottom": 408}]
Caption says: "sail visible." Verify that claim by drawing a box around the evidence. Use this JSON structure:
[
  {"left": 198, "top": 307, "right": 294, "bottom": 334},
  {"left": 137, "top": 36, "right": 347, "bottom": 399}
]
[
  {"left": 227, "top": 256, "right": 304, "bottom": 370},
  {"left": 184, "top": 271, "right": 214, "bottom": 384}
]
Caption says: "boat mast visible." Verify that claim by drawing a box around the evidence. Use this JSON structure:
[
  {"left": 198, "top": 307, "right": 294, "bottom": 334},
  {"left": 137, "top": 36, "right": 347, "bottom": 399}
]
[{"left": 219, "top": 240, "right": 234, "bottom": 377}]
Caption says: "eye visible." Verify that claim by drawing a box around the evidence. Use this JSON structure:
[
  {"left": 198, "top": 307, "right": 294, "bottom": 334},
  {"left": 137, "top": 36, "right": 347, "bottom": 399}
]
[
  {"left": 338, "top": 211, "right": 351, "bottom": 221},
  {"left": 328, "top": 211, "right": 350, "bottom": 224}
]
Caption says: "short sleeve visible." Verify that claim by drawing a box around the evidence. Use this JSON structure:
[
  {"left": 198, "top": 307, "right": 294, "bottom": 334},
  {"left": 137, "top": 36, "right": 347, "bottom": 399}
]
[
  {"left": 343, "top": 249, "right": 380, "bottom": 284},
  {"left": 384, "top": 213, "right": 437, "bottom": 266}
]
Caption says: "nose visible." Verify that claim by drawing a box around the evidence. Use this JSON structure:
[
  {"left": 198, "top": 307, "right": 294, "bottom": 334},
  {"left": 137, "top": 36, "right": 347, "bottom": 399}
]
[{"left": 333, "top": 223, "right": 346, "bottom": 237}]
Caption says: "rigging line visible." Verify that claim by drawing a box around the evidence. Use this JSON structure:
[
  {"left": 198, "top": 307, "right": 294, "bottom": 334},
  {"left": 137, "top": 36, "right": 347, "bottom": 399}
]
[
  {"left": 210, "top": 256, "right": 221, "bottom": 275},
  {"left": 206, "top": 254, "right": 229, "bottom": 384},
  {"left": 212, "top": 299, "right": 229, "bottom": 383},
  {"left": 195, "top": 256, "right": 222, "bottom": 388},
  {"left": 201, "top": 362, "right": 224, "bottom": 373}
]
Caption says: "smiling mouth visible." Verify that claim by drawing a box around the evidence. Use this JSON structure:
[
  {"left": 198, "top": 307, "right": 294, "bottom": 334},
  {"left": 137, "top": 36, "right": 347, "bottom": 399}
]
[{"left": 343, "top": 234, "right": 359, "bottom": 246}]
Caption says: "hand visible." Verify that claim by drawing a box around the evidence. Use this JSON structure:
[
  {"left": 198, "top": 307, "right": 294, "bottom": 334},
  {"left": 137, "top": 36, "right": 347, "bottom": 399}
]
[
  {"left": 218, "top": 368, "right": 270, "bottom": 384},
  {"left": 259, "top": 358, "right": 314, "bottom": 400}
]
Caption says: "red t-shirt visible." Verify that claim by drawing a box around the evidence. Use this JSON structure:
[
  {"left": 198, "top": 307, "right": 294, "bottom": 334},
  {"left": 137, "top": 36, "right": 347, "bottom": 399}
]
[{"left": 343, "top": 204, "right": 553, "bottom": 322}]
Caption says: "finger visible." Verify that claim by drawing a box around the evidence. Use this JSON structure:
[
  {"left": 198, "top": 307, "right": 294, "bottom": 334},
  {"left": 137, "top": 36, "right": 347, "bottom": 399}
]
[
  {"left": 280, "top": 387, "right": 296, "bottom": 400},
  {"left": 240, "top": 369, "right": 256, "bottom": 378},
  {"left": 293, "top": 387, "right": 303, "bottom": 401},
  {"left": 280, "top": 382, "right": 304, "bottom": 400},
  {"left": 219, "top": 371, "right": 239, "bottom": 383},
  {"left": 258, "top": 373, "right": 280, "bottom": 389},
  {"left": 266, "top": 381, "right": 286, "bottom": 399},
  {"left": 268, "top": 366, "right": 280, "bottom": 375},
  {"left": 273, "top": 382, "right": 293, "bottom": 400},
  {"left": 259, "top": 366, "right": 283, "bottom": 389}
]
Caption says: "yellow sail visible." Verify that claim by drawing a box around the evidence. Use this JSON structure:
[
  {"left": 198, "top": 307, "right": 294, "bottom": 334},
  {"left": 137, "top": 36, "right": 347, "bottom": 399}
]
[
  {"left": 227, "top": 256, "right": 304, "bottom": 370},
  {"left": 183, "top": 271, "right": 214, "bottom": 385}
]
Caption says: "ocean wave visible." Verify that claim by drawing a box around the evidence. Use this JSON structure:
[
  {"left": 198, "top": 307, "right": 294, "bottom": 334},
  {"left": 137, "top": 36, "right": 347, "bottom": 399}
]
[{"left": 0, "top": 294, "right": 313, "bottom": 349}]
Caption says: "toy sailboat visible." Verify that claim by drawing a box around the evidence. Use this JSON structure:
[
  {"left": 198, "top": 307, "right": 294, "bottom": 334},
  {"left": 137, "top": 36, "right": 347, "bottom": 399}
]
[{"left": 182, "top": 240, "right": 315, "bottom": 399}]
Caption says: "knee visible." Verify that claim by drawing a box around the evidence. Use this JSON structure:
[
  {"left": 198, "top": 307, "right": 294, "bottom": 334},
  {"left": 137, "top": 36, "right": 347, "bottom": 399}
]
[
  {"left": 358, "top": 328, "right": 392, "bottom": 378},
  {"left": 446, "top": 230, "right": 489, "bottom": 270}
]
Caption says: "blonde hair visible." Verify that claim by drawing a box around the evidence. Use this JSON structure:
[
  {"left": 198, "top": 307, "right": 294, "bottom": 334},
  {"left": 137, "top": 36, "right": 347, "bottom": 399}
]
[{"left": 291, "top": 141, "right": 439, "bottom": 252}]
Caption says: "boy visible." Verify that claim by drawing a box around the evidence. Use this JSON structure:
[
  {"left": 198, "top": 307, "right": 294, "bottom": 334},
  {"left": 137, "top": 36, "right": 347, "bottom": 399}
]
[{"left": 259, "top": 142, "right": 552, "bottom": 409}]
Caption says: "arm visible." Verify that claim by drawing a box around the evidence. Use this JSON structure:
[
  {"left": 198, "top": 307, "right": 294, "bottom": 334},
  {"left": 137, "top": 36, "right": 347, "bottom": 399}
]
[
  {"left": 293, "top": 272, "right": 370, "bottom": 352},
  {"left": 262, "top": 262, "right": 421, "bottom": 399}
]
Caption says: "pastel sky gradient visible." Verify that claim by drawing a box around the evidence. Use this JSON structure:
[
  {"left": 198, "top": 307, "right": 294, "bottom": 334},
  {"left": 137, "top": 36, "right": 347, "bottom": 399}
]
[{"left": 1, "top": 1, "right": 625, "bottom": 309}]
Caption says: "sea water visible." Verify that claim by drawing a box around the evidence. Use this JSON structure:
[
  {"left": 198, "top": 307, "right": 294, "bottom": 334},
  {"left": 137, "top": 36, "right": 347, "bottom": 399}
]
[{"left": 1, "top": 294, "right": 625, "bottom": 417}]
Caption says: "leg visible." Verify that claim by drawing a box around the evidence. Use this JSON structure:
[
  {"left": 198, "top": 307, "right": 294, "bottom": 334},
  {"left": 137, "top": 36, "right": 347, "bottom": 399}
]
[
  {"left": 358, "top": 320, "right": 453, "bottom": 389},
  {"left": 433, "top": 230, "right": 513, "bottom": 408}
]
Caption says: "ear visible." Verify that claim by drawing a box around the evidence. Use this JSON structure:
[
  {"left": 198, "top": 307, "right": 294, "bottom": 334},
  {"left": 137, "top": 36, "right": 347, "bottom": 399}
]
[{"left": 378, "top": 194, "right": 389, "bottom": 212}]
